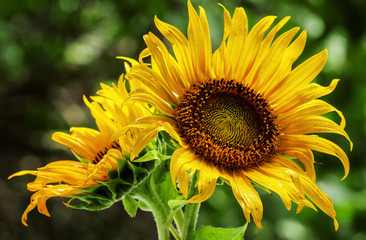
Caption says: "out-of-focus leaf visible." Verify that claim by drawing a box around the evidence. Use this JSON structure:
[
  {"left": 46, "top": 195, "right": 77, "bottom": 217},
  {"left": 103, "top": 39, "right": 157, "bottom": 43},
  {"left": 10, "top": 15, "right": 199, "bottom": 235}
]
[{"left": 187, "top": 223, "right": 248, "bottom": 240}]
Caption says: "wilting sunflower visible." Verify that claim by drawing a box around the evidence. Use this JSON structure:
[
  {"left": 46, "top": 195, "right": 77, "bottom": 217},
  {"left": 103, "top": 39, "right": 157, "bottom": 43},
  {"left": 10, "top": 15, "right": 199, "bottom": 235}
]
[
  {"left": 121, "top": 0, "right": 352, "bottom": 230},
  {"left": 9, "top": 76, "right": 151, "bottom": 226}
]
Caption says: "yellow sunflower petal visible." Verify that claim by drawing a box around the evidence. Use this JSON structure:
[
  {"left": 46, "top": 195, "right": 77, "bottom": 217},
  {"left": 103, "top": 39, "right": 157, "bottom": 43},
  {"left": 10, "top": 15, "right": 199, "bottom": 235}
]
[
  {"left": 135, "top": 115, "right": 184, "bottom": 145},
  {"left": 281, "top": 116, "right": 352, "bottom": 150},
  {"left": 187, "top": 160, "right": 220, "bottom": 203},
  {"left": 274, "top": 79, "right": 340, "bottom": 114},
  {"left": 212, "top": 4, "right": 232, "bottom": 79},
  {"left": 128, "top": 92, "right": 175, "bottom": 117},
  {"left": 143, "top": 32, "right": 186, "bottom": 101},
  {"left": 281, "top": 134, "right": 350, "bottom": 179},
  {"left": 246, "top": 16, "right": 291, "bottom": 88},
  {"left": 84, "top": 96, "right": 119, "bottom": 137},
  {"left": 262, "top": 30, "right": 307, "bottom": 95},
  {"left": 126, "top": 64, "right": 179, "bottom": 107},
  {"left": 252, "top": 26, "right": 300, "bottom": 90},
  {"left": 224, "top": 170, "right": 264, "bottom": 229},
  {"left": 9, "top": 170, "right": 37, "bottom": 180},
  {"left": 223, "top": 7, "right": 249, "bottom": 80},
  {"left": 96, "top": 80, "right": 129, "bottom": 107},
  {"left": 234, "top": 16, "right": 277, "bottom": 81},
  {"left": 21, "top": 184, "right": 82, "bottom": 226},
  {"left": 170, "top": 147, "right": 197, "bottom": 198},
  {"left": 278, "top": 99, "right": 346, "bottom": 129},
  {"left": 51, "top": 131, "right": 99, "bottom": 161},
  {"left": 284, "top": 148, "right": 316, "bottom": 181},
  {"left": 154, "top": 16, "right": 195, "bottom": 85},
  {"left": 129, "top": 120, "right": 184, "bottom": 160},
  {"left": 187, "top": 0, "right": 212, "bottom": 81},
  {"left": 116, "top": 56, "right": 139, "bottom": 67},
  {"left": 245, "top": 164, "right": 316, "bottom": 212},
  {"left": 270, "top": 49, "right": 328, "bottom": 105},
  {"left": 298, "top": 174, "right": 339, "bottom": 230}
]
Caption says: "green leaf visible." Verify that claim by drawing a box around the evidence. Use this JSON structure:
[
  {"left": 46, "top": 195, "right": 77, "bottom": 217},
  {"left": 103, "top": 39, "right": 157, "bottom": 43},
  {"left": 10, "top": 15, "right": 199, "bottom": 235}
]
[
  {"left": 68, "top": 197, "right": 114, "bottom": 211},
  {"left": 138, "top": 200, "right": 151, "bottom": 212},
  {"left": 151, "top": 161, "right": 181, "bottom": 204},
  {"left": 187, "top": 223, "right": 248, "bottom": 240},
  {"left": 68, "top": 178, "right": 133, "bottom": 211},
  {"left": 159, "top": 131, "right": 180, "bottom": 153},
  {"left": 106, "top": 179, "right": 132, "bottom": 200},
  {"left": 168, "top": 199, "right": 187, "bottom": 211},
  {"left": 122, "top": 194, "right": 139, "bottom": 217},
  {"left": 133, "top": 150, "right": 170, "bottom": 163},
  {"left": 116, "top": 157, "right": 129, "bottom": 178},
  {"left": 127, "top": 161, "right": 150, "bottom": 183}
]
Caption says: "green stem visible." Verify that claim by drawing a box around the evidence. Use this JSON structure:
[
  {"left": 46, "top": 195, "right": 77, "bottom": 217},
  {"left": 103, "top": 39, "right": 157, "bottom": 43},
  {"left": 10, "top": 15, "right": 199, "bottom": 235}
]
[
  {"left": 170, "top": 225, "right": 182, "bottom": 240},
  {"left": 182, "top": 202, "right": 201, "bottom": 240},
  {"left": 165, "top": 208, "right": 184, "bottom": 239},
  {"left": 174, "top": 208, "right": 185, "bottom": 234},
  {"left": 134, "top": 189, "right": 170, "bottom": 240}
]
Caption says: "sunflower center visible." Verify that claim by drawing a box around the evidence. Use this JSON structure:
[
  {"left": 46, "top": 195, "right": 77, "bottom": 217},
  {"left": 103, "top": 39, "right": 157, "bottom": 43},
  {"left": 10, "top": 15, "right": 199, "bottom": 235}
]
[
  {"left": 175, "top": 79, "right": 280, "bottom": 170},
  {"left": 200, "top": 92, "right": 262, "bottom": 148}
]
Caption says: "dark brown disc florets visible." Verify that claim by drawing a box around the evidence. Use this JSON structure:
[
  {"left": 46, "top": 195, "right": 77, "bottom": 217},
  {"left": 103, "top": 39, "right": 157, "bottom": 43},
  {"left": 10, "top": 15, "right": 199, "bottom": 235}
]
[
  {"left": 94, "top": 141, "right": 121, "bottom": 163},
  {"left": 175, "top": 79, "right": 280, "bottom": 170}
]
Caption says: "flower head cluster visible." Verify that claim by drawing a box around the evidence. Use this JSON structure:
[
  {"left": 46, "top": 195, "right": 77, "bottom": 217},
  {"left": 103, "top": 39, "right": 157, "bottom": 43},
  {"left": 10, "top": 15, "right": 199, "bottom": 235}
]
[{"left": 9, "top": 70, "right": 153, "bottom": 226}]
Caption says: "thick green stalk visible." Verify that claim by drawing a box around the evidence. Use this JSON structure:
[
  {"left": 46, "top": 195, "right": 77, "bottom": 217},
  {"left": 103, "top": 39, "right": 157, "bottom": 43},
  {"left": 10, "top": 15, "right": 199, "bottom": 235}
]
[
  {"left": 182, "top": 202, "right": 201, "bottom": 240},
  {"left": 174, "top": 209, "right": 185, "bottom": 234},
  {"left": 134, "top": 188, "right": 170, "bottom": 240}
]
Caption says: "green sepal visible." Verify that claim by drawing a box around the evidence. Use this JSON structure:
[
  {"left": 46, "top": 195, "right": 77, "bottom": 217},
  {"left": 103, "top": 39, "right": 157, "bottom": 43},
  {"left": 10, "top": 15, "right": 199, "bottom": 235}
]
[
  {"left": 150, "top": 160, "right": 180, "bottom": 203},
  {"left": 71, "top": 150, "right": 89, "bottom": 164},
  {"left": 116, "top": 157, "right": 129, "bottom": 177},
  {"left": 69, "top": 178, "right": 133, "bottom": 211},
  {"left": 131, "top": 160, "right": 180, "bottom": 214},
  {"left": 187, "top": 171, "right": 200, "bottom": 199},
  {"left": 133, "top": 150, "right": 170, "bottom": 163},
  {"left": 127, "top": 160, "right": 150, "bottom": 183},
  {"left": 106, "top": 178, "right": 132, "bottom": 200},
  {"left": 68, "top": 198, "right": 114, "bottom": 211},
  {"left": 122, "top": 194, "right": 139, "bottom": 217},
  {"left": 108, "top": 169, "right": 119, "bottom": 180},
  {"left": 216, "top": 178, "right": 225, "bottom": 185},
  {"left": 187, "top": 223, "right": 248, "bottom": 240},
  {"left": 159, "top": 131, "right": 180, "bottom": 152},
  {"left": 68, "top": 158, "right": 152, "bottom": 211},
  {"left": 168, "top": 198, "right": 187, "bottom": 211},
  {"left": 137, "top": 200, "right": 151, "bottom": 212}
]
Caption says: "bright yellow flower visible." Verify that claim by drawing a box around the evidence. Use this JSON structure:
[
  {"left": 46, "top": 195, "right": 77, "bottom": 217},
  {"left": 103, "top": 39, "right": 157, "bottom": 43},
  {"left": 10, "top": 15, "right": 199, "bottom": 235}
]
[
  {"left": 121, "top": 0, "right": 352, "bottom": 230},
  {"left": 9, "top": 75, "right": 151, "bottom": 226}
]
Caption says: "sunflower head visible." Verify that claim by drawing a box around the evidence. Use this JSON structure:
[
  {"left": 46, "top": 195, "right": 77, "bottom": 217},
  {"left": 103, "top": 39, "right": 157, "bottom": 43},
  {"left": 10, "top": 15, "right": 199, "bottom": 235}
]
[
  {"left": 122, "top": 0, "right": 351, "bottom": 230},
  {"left": 9, "top": 78, "right": 156, "bottom": 226}
]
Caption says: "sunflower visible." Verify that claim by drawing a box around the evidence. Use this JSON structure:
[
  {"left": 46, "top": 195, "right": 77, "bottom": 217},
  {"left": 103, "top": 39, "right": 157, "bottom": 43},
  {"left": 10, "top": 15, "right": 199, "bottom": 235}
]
[
  {"left": 120, "top": 0, "right": 352, "bottom": 230},
  {"left": 9, "top": 74, "right": 151, "bottom": 226}
]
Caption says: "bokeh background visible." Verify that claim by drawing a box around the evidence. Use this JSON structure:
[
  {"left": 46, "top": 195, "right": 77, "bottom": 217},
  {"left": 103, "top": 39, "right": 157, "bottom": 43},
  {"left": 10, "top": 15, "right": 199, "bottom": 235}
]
[{"left": 1, "top": 0, "right": 365, "bottom": 239}]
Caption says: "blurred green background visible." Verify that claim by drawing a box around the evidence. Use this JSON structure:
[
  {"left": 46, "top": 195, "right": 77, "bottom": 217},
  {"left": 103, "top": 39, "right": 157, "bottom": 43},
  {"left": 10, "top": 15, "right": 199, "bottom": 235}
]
[{"left": 1, "top": 0, "right": 365, "bottom": 239}]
